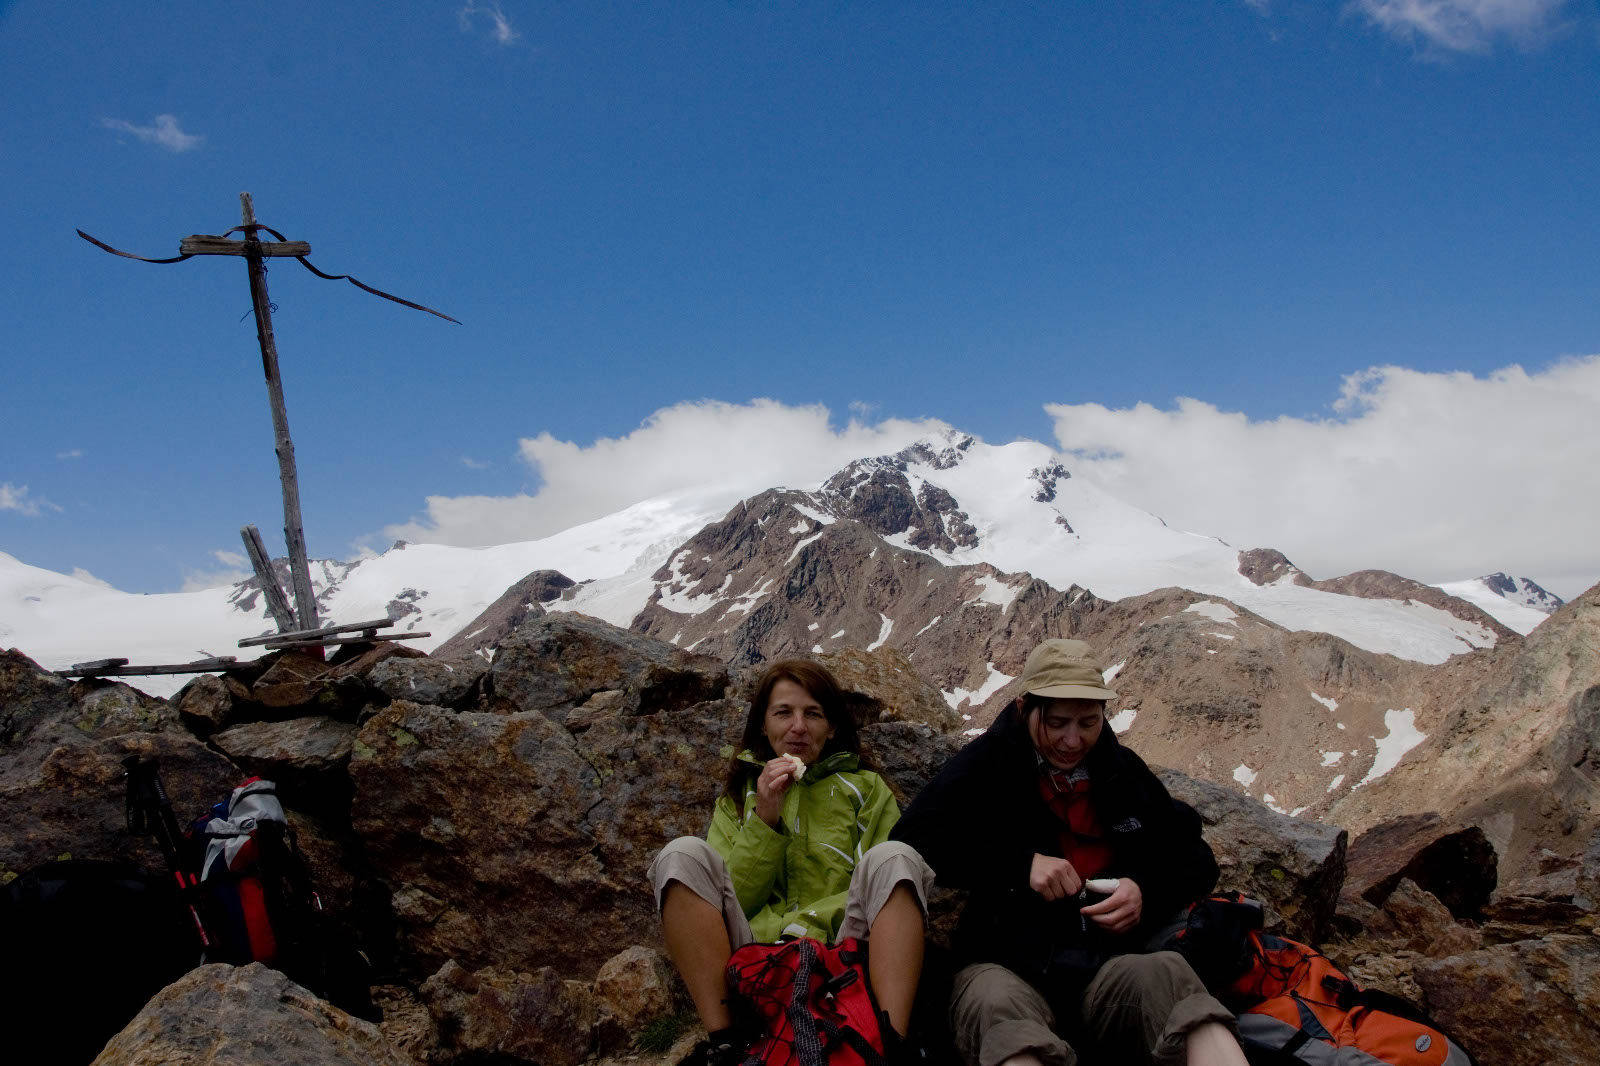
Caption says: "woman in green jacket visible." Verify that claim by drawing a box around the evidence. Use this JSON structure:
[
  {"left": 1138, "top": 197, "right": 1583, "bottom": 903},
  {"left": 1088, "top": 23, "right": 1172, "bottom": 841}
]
[{"left": 649, "top": 660, "right": 935, "bottom": 1065}]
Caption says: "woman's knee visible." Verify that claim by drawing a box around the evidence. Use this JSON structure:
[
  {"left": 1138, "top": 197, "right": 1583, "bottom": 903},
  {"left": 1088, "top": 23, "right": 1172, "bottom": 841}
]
[
  {"left": 649, "top": 836, "right": 725, "bottom": 908},
  {"left": 859, "top": 841, "right": 936, "bottom": 895}
]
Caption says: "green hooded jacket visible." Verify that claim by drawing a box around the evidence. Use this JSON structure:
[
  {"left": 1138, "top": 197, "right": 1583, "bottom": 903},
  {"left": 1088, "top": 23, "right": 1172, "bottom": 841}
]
[{"left": 707, "top": 749, "right": 900, "bottom": 943}]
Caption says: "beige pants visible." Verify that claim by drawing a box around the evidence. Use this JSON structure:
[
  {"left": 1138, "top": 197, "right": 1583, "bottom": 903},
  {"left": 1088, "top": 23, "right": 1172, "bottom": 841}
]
[
  {"left": 950, "top": 953, "right": 1235, "bottom": 1066},
  {"left": 647, "top": 836, "right": 935, "bottom": 946}
]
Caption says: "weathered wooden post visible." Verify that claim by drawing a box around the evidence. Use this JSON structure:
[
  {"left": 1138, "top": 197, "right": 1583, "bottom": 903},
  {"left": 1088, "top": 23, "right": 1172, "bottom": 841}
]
[
  {"left": 235, "top": 193, "right": 318, "bottom": 632},
  {"left": 78, "top": 195, "right": 456, "bottom": 643}
]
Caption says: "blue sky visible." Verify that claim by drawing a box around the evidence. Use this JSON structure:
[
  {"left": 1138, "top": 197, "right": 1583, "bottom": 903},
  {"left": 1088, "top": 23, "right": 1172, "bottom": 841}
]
[{"left": 3, "top": 1, "right": 1598, "bottom": 598}]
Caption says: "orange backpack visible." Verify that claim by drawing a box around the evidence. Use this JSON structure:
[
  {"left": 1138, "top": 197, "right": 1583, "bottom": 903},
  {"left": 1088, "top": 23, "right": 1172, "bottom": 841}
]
[
  {"left": 1229, "top": 931, "right": 1474, "bottom": 1066},
  {"left": 1167, "top": 893, "right": 1476, "bottom": 1066}
]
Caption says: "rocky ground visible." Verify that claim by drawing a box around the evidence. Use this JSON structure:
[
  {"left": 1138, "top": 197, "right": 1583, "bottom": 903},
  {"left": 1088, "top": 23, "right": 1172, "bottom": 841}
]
[{"left": 3, "top": 604, "right": 1599, "bottom": 1065}]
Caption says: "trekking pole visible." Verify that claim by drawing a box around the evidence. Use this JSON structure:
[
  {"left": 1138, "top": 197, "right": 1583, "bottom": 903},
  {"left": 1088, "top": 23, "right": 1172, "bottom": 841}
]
[{"left": 123, "top": 756, "right": 212, "bottom": 953}]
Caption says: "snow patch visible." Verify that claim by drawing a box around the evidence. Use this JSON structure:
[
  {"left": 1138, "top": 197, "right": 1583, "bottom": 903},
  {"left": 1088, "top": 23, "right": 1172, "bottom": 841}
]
[
  {"left": 808, "top": 622, "right": 820, "bottom": 631},
  {"left": 1355, "top": 708, "right": 1427, "bottom": 788},
  {"left": 1233, "top": 764, "right": 1258, "bottom": 788},
  {"left": 914, "top": 615, "right": 942, "bottom": 637},
  {"left": 866, "top": 613, "right": 893, "bottom": 652},
  {"left": 1207, "top": 632, "right": 1235, "bottom": 641},
  {"left": 830, "top": 629, "right": 846, "bottom": 639},
  {"left": 943, "top": 662, "right": 1016, "bottom": 710},
  {"left": 788, "top": 519, "right": 811, "bottom": 535},
  {"left": 1326, "top": 774, "right": 1345, "bottom": 792},
  {"left": 1320, "top": 751, "right": 1344, "bottom": 767},
  {"left": 724, "top": 577, "right": 775, "bottom": 617},
  {"left": 791, "top": 503, "right": 835, "bottom": 526},
  {"left": 787, "top": 530, "right": 825, "bottom": 563},
  {"left": 1262, "top": 793, "right": 1288, "bottom": 815},
  {"left": 970, "top": 574, "right": 1020, "bottom": 613},
  {"left": 1309, "top": 692, "right": 1339, "bottom": 712},
  {"left": 1185, "top": 601, "right": 1238, "bottom": 626},
  {"left": 1103, "top": 660, "right": 1126, "bottom": 683},
  {"left": 1107, "top": 708, "right": 1137, "bottom": 734}
]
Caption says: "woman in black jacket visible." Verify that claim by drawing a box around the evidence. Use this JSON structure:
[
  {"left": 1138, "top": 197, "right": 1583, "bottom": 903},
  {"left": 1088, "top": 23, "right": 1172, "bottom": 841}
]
[{"left": 892, "top": 639, "right": 1246, "bottom": 1066}]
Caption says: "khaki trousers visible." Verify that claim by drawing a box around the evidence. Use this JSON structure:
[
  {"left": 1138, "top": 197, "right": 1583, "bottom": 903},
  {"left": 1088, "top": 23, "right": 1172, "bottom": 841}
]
[
  {"left": 950, "top": 953, "right": 1235, "bottom": 1066},
  {"left": 647, "top": 836, "right": 934, "bottom": 946}
]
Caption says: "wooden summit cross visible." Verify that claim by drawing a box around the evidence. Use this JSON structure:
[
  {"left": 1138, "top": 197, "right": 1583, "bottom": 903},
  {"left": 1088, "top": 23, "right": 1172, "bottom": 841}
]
[{"left": 79, "top": 192, "right": 457, "bottom": 645}]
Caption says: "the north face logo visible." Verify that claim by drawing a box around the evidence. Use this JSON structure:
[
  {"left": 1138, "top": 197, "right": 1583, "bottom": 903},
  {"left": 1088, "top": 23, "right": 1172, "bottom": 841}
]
[{"left": 1110, "top": 817, "right": 1142, "bottom": 833}]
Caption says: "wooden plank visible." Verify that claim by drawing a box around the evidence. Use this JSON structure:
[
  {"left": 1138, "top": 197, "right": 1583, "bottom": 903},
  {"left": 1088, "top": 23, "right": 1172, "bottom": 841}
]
[
  {"left": 238, "top": 616, "right": 396, "bottom": 647},
  {"left": 240, "top": 525, "right": 296, "bottom": 633},
  {"left": 179, "top": 235, "right": 311, "bottom": 257},
  {"left": 57, "top": 657, "right": 244, "bottom": 678},
  {"left": 70, "top": 658, "right": 130, "bottom": 671},
  {"left": 259, "top": 632, "right": 430, "bottom": 650}
]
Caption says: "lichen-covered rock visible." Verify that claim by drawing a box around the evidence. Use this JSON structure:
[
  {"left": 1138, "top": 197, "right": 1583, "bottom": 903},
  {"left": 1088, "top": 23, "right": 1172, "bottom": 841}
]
[
  {"left": 592, "top": 946, "right": 684, "bottom": 1053},
  {"left": 171, "top": 673, "right": 239, "bottom": 737},
  {"left": 211, "top": 716, "right": 358, "bottom": 783},
  {"left": 1413, "top": 936, "right": 1600, "bottom": 1066},
  {"left": 421, "top": 959, "right": 594, "bottom": 1066},
  {"left": 817, "top": 646, "right": 962, "bottom": 731},
  {"left": 488, "top": 614, "right": 730, "bottom": 724},
  {"left": 0, "top": 653, "right": 241, "bottom": 880},
  {"left": 1160, "top": 768, "right": 1347, "bottom": 943},
  {"left": 367, "top": 655, "right": 488, "bottom": 710},
  {"left": 92, "top": 963, "right": 409, "bottom": 1066},
  {"left": 861, "top": 720, "right": 964, "bottom": 807}
]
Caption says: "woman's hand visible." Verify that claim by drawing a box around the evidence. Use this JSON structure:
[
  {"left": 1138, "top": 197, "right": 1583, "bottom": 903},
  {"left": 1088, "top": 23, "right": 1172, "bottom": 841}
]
[
  {"left": 752, "top": 757, "right": 803, "bottom": 827},
  {"left": 1029, "top": 853, "right": 1083, "bottom": 900},
  {"left": 1081, "top": 877, "right": 1143, "bottom": 933}
]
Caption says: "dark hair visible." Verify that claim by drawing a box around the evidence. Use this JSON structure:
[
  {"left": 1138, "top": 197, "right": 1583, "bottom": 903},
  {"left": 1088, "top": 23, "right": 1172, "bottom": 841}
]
[
  {"left": 1015, "top": 692, "right": 1114, "bottom": 763},
  {"left": 722, "top": 660, "right": 861, "bottom": 805}
]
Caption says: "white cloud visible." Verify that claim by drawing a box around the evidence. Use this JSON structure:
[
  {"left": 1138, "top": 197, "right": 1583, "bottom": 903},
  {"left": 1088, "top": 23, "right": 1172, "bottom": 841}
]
[
  {"left": 1, "top": 483, "right": 59, "bottom": 517},
  {"left": 381, "top": 399, "right": 947, "bottom": 548},
  {"left": 99, "top": 114, "right": 204, "bottom": 152},
  {"left": 180, "top": 563, "right": 252, "bottom": 593},
  {"left": 1046, "top": 356, "right": 1600, "bottom": 600},
  {"left": 1351, "top": 0, "right": 1572, "bottom": 52},
  {"left": 459, "top": 2, "right": 520, "bottom": 45},
  {"left": 57, "top": 449, "right": 83, "bottom": 460},
  {"left": 212, "top": 550, "right": 248, "bottom": 568},
  {"left": 71, "top": 568, "right": 115, "bottom": 590},
  {"left": 461, "top": 455, "right": 492, "bottom": 470}
]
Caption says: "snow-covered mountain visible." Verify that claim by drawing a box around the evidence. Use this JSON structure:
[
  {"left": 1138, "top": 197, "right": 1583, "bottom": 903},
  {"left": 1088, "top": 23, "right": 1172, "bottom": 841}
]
[{"left": 0, "top": 431, "right": 1555, "bottom": 698}]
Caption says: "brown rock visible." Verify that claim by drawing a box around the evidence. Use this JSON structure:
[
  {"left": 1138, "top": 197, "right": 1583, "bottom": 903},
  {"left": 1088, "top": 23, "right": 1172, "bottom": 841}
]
[
  {"left": 488, "top": 614, "right": 730, "bottom": 725},
  {"left": 211, "top": 716, "right": 358, "bottom": 780},
  {"left": 367, "top": 655, "right": 488, "bottom": 710},
  {"left": 1413, "top": 937, "right": 1600, "bottom": 1066},
  {"left": 1378, "top": 878, "right": 1482, "bottom": 957},
  {"left": 92, "top": 962, "right": 410, "bottom": 1066},
  {"left": 1160, "top": 768, "right": 1347, "bottom": 944},
  {"left": 1, "top": 654, "right": 241, "bottom": 879},
  {"left": 326, "top": 642, "right": 427, "bottom": 680},
  {"left": 592, "top": 946, "right": 684, "bottom": 1053},
  {"left": 371, "top": 984, "right": 434, "bottom": 1066},
  {"left": 1235, "top": 548, "right": 1310, "bottom": 587},
  {"left": 817, "top": 646, "right": 962, "bottom": 731},
  {"left": 432, "top": 569, "right": 576, "bottom": 661},
  {"left": 1342, "top": 813, "right": 1497, "bottom": 918},
  {"left": 1342, "top": 949, "right": 1425, "bottom": 1006},
  {"left": 172, "top": 673, "right": 238, "bottom": 737},
  {"left": 420, "top": 959, "right": 594, "bottom": 1066}
]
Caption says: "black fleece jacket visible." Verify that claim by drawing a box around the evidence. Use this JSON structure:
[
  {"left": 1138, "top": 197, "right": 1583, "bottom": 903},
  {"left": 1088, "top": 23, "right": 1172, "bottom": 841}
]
[{"left": 891, "top": 706, "right": 1217, "bottom": 982}]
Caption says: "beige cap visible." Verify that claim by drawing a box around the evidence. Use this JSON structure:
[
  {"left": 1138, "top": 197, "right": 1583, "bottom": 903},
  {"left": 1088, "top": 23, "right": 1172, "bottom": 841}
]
[{"left": 1018, "top": 639, "right": 1118, "bottom": 701}]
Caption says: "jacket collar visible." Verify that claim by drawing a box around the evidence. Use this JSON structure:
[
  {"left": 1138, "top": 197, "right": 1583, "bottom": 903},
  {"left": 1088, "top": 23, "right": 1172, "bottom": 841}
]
[{"left": 736, "top": 748, "right": 859, "bottom": 784}]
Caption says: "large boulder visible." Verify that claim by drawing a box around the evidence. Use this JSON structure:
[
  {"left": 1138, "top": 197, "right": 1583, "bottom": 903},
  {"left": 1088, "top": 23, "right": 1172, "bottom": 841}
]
[
  {"left": 350, "top": 694, "right": 741, "bottom": 979},
  {"left": 488, "top": 614, "right": 731, "bottom": 725},
  {"left": 1342, "top": 813, "right": 1497, "bottom": 918},
  {"left": 1160, "top": 768, "right": 1348, "bottom": 943},
  {"left": 1413, "top": 936, "right": 1600, "bottom": 1066},
  {"left": 367, "top": 655, "right": 488, "bottom": 710},
  {"left": 817, "top": 646, "right": 963, "bottom": 731},
  {"left": 591, "top": 946, "right": 685, "bottom": 1053},
  {"left": 92, "top": 963, "right": 410, "bottom": 1066},
  {"left": 0, "top": 652, "right": 241, "bottom": 880}
]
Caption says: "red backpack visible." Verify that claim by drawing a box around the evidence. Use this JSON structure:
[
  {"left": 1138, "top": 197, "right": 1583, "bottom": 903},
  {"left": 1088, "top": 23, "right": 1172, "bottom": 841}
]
[{"left": 726, "top": 936, "right": 889, "bottom": 1066}]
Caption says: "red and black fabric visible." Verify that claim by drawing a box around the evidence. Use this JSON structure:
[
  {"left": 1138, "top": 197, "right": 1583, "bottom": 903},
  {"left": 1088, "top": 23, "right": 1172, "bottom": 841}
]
[{"left": 727, "top": 936, "right": 890, "bottom": 1066}]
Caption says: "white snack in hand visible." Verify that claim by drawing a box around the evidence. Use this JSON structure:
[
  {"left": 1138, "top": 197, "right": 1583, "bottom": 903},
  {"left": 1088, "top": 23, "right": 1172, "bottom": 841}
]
[
  {"left": 1085, "top": 878, "right": 1119, "bottom": 894},
  {"left": 779, "top": 753, "right": 807, "bottom": 780}
]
